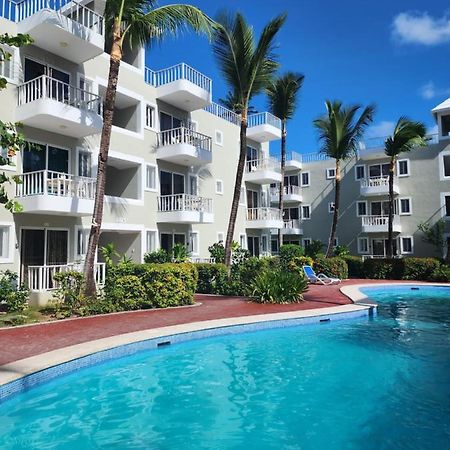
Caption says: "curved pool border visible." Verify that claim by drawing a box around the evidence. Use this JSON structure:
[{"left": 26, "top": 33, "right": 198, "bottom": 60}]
[{"left": 0, "top": 303, "right": 373, "bottom": 402}]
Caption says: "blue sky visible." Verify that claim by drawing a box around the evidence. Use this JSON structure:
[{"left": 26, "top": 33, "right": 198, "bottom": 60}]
[{"left": 145, "top": 1, "right": 450, "bottom": 155}]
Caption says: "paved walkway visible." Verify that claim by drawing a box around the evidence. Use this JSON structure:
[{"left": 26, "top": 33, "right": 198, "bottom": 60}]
[{"left": 0, "top": 279, "right": 402, "bottom": 366}]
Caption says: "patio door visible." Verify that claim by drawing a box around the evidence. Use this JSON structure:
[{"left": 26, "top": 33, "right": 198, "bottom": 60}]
[
  {"left": 23, "top": 145, "right": 69, "bottom": 174},
  {"left": 372, "top": 238, "right": 398, "bottom": 257},
  {"left": 371, "top": 201, "right": 390, "bottom": 216},
  {"left": 160, "top": 171, "right": 185, "bottom": 196},
  {"left": 247, "top": 236, "right": 260, "bottom": 257}
]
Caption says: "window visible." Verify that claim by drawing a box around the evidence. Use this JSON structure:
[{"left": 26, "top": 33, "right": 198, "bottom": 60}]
[
  {"left": 261, "top": 235, "right": 268, "bottom": 254},
  {"left": 145, "top": 104, "right": 155, "bottom": 129},
  {"left": 283, "top": 207, "right": 300, "bottom": 220},
  {"left": 78, "top": 150, "right": 92, "bottom": 178},
  {"left": 328, "top": 202, "right": 335, "bottom": 213},
  {"left": 160, "top": 233, "right": 185, "bottom": 252},
  {"left": 190, "top": 232, "right": 199, "bottom": 255},
  {"left": 0, "top": 45, "right": 15, "bottom": 81},
  {"left": 441, "top": 153, "right": 450, "bottom": 179},
  {"left": 159, "top": 112, "right": 182, "bottom": 131},
  {"left": 332, "top": 237, "right": 338, "bottom": 247},
  {"left": 0, "top": 225, "right": 11, "bottom": 261},
  {"left": 271, "top": 238, "right": 279, "bottom": 254},
  {"left": 216, "top": 180, "right": 224, "bottom": 194},
  {"left": 442, "top": 194, "right": 450, "bottom": 218},
  {"left": 357, "top": 201, "right": 367, "bottom": 217},
  {"left": 357, "top": 237, "right": 369, "bottom": 254},
  {"left": 401, "top": 236, "right": 413, "bottom": 254},
  {"left": 146, "top": 230, "right": 157, "bottom": 253},
  {"left": 301, "top": 171, "right": 310, "bottom": 187},
  {"left": 23, "top": 143, "right": 69, "bottom": 174},
  {"left": 369, "top": 163, "right": 390, "bottom": 178},
  {"left": 399, "top": 198, "right": 412, "bottom": 215},
  {"left": 326, "top": 168, "right": 336, "bottom": 179},
  {"left": 302, "top": 205, "right": 311, "bottom": 220},
  {"left": 302, "top": 238, "right": 312, "bottom": 248},
  {"left": 76, "top": 228, "right": 89, "bottom": 258},
  {"left": 217, "top": 232, "right": 225, "bottom": 243},
  {"left": 215, "top": 130, "right": 223, "bottom": 146},
  {"left": 145, "top": 165, "right": 157, "bottom": 191},
  {"left": 397, "top": 159, "right": 409, "bottom": 177},
  {"left": 355, "top": 165, "right": 365, "bottom": 180},
  {"left": 160, "top": 171, "right": 184, "bottom": 195}
]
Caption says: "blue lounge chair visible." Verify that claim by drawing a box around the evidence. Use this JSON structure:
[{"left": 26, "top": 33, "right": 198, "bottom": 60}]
[{"left": 303, "top": 265, "right": 341, "bottom": 285}]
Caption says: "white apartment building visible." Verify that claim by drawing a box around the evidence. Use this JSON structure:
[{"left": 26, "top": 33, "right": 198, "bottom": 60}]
[{"left": 0, "top": 1, "right": 449, "bottom": 305}]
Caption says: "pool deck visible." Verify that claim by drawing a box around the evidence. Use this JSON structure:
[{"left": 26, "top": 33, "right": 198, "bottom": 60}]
[{"left": 0, "top": 278, "right": 416, "bottom": 369}]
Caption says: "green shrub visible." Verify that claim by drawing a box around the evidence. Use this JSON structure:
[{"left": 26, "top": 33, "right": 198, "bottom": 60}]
[
  {"left": 362, "top": 258, "right": 399, "bottom": 279},
  {"left": 144, "top": 249, "right": 171, "bottom": 264},
  {"left": 402, "top": 257, "right": 440, "bottom": 281},
  {"left": 0, "top": 271, "right": 29, "bottom": 312},
  {"left": 314, "top": 257, "right": 348, "bottom": 279},
  {"left": 343, "top": 255, "right": 365, "bottom": 278},
  {"left": 231, "top": 256, "right": 271, "bottom": 296},
  {"left": 286, "top": 256, "right": 314, "bottom": 275},
  {"left": 208, "top": 242, "right": 225, "bottom": 264},
  {"left": 333, "top": 245, "right": 350, "bottom": 257},
  {"left": 279, "top": 244, "right": 304, "bottom": 268},
  {"left": 172, "top": 243, "right": 189, "bottom": 263},
  {"left": 196, "top": 263, "right": 228, "bottom": 294},
  {"left": 52, "top": 271, "right": 86, "bottom": 315},
  {"left": 431, "top": 265, "right": 450, "bottom": 282},
  {"left": 305, "top": 240, "right": 324, "bottom": 259},
  {"left": 251, "top": 270, "right": 308, "bottom": 304}
]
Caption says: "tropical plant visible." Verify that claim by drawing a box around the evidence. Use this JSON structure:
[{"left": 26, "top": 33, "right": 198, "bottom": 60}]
[
  {"left": 314, "top": 100, "right": 375, "bottom": 257},
  {"left": 100, "top": 243, "right": 120, "bottom": 267},
  {"left": 208, "top": 242, "right": 226, "bottom": 263},
  {"left": 266, "top": 72, "right": 304, "bottom": 248},
  {"left": 384, "top": 118, "right": 427, "bottom": 257},
  {"left": 83, "top": 0, "right": 215, "bottom": 296},
  {"left": 172, "top": 243, "right": 189, "bottom": 263},
  {"left": 304, "top": 240, "right": 324, "bottom": 259},
  {"left": 218, "top": 90, "right": 257, "bottom": 114},
  {"left": 418, "top": 219, "right": 446, "bottom": 258},
  {"left": 212, "top": 11, "right": 286, "bottom": 268},
  {"left": 333, "top": 244, "right": 350, "bottom": 257},
  {"left": 0, "top": 270, "right": 29, "bottom": 312},
  {"left": 144, "top": 248, "right": 171, "bottom": 264}
]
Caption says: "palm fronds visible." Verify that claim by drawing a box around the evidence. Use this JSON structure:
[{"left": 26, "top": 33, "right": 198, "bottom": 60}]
[
  {"left": 384, "top": 117, "right": 428, "bottom": 157},
  {"left": 266, "top": 72, "right": 304, "bottom": 120}
]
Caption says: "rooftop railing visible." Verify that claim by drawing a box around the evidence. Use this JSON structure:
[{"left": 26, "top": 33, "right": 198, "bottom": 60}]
[
  {"left": 248, "top": 112, "right": 282, "bottom": 129},
  {"left": 145, "top": 63, "right": 212, "bottom": 93},
  {"left": 358, "top": 133, "right": 439, "bottom": 151},
  {"left": 285, "top": 151, "right": 303, "bottom": 163},
  {"left": 301, "top": 152, "right": 330, "bottom": 163}
]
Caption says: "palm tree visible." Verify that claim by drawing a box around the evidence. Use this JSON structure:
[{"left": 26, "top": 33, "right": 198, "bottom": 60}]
[
  {"left": 212, "top": 12, "right": 286, "bottom": 268},
  {"left": 384, "top": 117, "right": 427, "bottom": 258},
  {"left": 83, "top": 0, "right": 214, "bottom": 296},
  {"left": 314, "top": 100, "right": 375, "bottom": 257},
  {"left": 219, "top": 90, "right": 258, "bottom": 115},
  {"left": 266, "top": 72, "right": 304, "bottom": 249}
]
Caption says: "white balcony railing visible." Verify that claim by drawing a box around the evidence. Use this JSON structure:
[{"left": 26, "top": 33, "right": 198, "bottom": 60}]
[
  {"left": 1, "top": 0, "right": 104, "bottom": 35},
  {"left": 158, "top": 194, "right": 212, "bottom": 213},
  {"left": 360, "top": 177, "right": 391, "bottom": 189},
  {"left": 285, "top": 151, "right": 303, "bottom": 163},
  {"left": 204, "top": 102, "right": 240, "bottom": 125},
  {"left": 17, "top": 75, "right": 103, "bottom": 114},
  {"left": 27, "top": 262, "right": 106, "bottom": 291},
  {"left": 283, "top": 219, "right": 302, "bottom": 230},
  {"left": 246, "top": 157, "right": 279, "bottom": 173},
  {"left": 248, "top": 112, "right": 282, "bottom": 130},
  {"left": 358, "top": 134, "right": 438, "bottom": 152},
  {"left": 157, "top": 127, "right": 212, "bottom": 152},
  {"left": 270, "top": 185, "right": 302, "bottom": 197},
  {"left": 301, "top": 152, "right": 330, "bottom": 163},
  {"left": 16, "top": 170, "right": 96, "bottom": 199},
  {"left": 247, "top": 207, "right": 282, "bottom": 221},
  {"left": 362, "top": 215, "right": 400, "bottom": 227},
  {"left": 145, "top": 63, "right": 212, "bottom": 92}
]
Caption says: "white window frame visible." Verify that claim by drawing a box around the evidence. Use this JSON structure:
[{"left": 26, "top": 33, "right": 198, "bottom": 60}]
[
  {"left": 145, "top": 163, "right": 158, "bottom": 192},
  {"left": 355, "top": 164, "right": 366, "bottom": 181},
  {"left": 301, "top": 171, "right": 310, "bottom": 187},
  {"left": 302, "top": 238, "right": 312, "bottom": 247},
  {"left": 356, "top": 200, "right": 368, "bottom": 217},
  {"left": 188, "top": 174, "right": 198, "bottom": 196},
  {"left": 439, "top": 150, "right": 450, "bottom": 181},
  {"left": 397, "top": 158, "right": 410, "bottom": 177},
  {"left": 189, "top": 231, "right": 199, "bottom": 256},
  {"left": 0, "top": 44, "right": 18, "bottom": 83},
  {"left": 328, "top": 202, "right": 335, "bottom": 214},
  {"left": 400, "top": 236, "right": 414, "bottom": 255},
  {"left": 302, "top": 204, "right": 311, "bottom": 220},
  {"left": 217, "top": 232, "right": 225, "bottom": 243},
  {"left": 144, "top": 103, "right": 157, "bottom": 130},
  {"left": 215, "top": 179, "right": 224, "bottom": 195},
  {"left": 74, "top": 226, "right": 90, "bottom": 260},
  {"left": 239, "top": 233, "right": 247, "bottom": 249},
  {"left": 0, "top": 223, "right": 14, "bottom": 263},
  {"left": 215, "top": 129, "right": 224, "bottom": 146},
  {"left": 76, "top": 148, "right": 93, "bottom": 178},
  {"left": 357, "top": 237, "right": 370, "bottom": 254},
  {"left": 440, "top": 192, "right": 450, "bottom": 219},
  {"left": 326, "top": 168, "right": 336, "bottom": 179},
  {"left": 399, "top": 197, "right": 412, "bottom": 215},
  {"left": 239, "top": 187, "right": 246, "bottom": 206},
  {"left": 145, "top": 229, "right": 158, "bottom": 254}
]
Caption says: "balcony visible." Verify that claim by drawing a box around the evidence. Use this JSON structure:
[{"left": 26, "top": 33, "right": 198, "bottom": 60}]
[
  {"left": 145, "top": 63, "right": 212, "bottom": 112},
  {"left": 244, "top": 157, "right": 281, "bottom": 185},
  {"left": 15, "top": 170, "right": 96, "bottom": 216},
  {"left": 15, "top": 0, "right": 104, "bottom": 63},
  {"left": 360, "top": 177, "right": 399, "bottom": 197},
  {"left": 270, "top": 185, "right": 302, "bottom": 203},
  {"left": 157, "top": 194, "right": 213, "bottom": 224},
  {"left": 281, "top": 219, "right": 303, "bottom": 235},
  {"left": 16, "top": 75, "right": 103, "bottom": 138},
  {"left": 157, "top": 127, "right": 212, "bottom": 166},
  {"left": 246, "top": 207, "right": 283, "bottom": 229},
  {"left": 284, "top": 151, "right": 303, "bottom": 171},
  {"left": 247, "top": 112, "right": 282, "bottom": 142},
  {"left": 361, "top": 215, "right": 401, "bottom": 233}
]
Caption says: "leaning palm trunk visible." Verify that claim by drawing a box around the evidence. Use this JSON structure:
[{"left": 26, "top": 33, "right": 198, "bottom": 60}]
[
  {"left": 387, "top": 156, "right": 396, "bottom": 258},
  {"left": 84, "top": 21, "right": 122, "bottom": 296},
  {"left": 225, "top": 113, "right": 248, "bottom": 268},
  {"left": 326, "top": 159, "right": 341, "bottom": 257},
  {"left": 277, "top": 120, "right": 287, "bottom": 249}
]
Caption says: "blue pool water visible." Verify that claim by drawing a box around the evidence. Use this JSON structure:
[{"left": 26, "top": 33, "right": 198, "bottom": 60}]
[{"left": 1, "top": 285, "right": 450, "bottom": 449}]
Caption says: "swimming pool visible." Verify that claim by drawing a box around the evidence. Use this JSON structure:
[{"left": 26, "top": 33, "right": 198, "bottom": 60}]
[{"left": 0, "top": 285, "right": 449, "bottom": 449}]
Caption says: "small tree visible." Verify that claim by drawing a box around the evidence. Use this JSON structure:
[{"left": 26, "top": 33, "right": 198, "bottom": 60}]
[{"left": 418, "top": 219, "right": 446, "bottom": 258}]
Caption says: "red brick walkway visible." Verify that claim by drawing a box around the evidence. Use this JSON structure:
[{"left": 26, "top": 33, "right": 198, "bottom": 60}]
[{"left": 0, "top": 279, "right": 401, "bottom": 366}]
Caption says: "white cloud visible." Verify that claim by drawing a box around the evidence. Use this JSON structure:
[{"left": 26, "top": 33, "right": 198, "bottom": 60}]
[
  {"left": 418, "top": 81, "right": 450, "bottom": 99},
  {"left": 367, "top": 121, "right": 396, "bottom": 138},
  {"left": 392, "top": 12, "right": 450, "bottom": 45}
]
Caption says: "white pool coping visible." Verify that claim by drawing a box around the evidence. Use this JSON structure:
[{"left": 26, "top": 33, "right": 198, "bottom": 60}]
[{"left": 0, "top": 303, "right": 371, "bottom": 390}]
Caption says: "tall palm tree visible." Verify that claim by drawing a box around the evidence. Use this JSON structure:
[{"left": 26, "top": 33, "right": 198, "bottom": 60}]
[
  {"left": 314, "top": 100, "right": 375, "bottom": 257},
  {"left": 266, "top": 72, "right": 304, "bottom": 249},
  {"left": 212, "top": 12, "right": 286, "bottom": 268},
  {"left": 219, "top": 90, "right": 258, "bottom": 115},
  {"left": 84, "top": 0, "right": 214, "bottom": 296},
  {"left": 384, "top": 117, "right": 427, "bottom": 258}
]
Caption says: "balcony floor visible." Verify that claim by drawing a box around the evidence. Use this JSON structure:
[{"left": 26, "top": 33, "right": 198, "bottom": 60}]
[
  {"left": 156, "top": 143, "right": 212, "bottom": 166},
  {"left": 156, "top": 80, "right": 211, "bottom": 112}
]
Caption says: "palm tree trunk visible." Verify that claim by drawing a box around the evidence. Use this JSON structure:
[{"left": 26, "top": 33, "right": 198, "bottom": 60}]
[
  {"left": 225, "top": 112, "right": 248, "bottom": 269},
  {"left": 387, "top": 156, "right": 396, "bottom": 259},
  {"left": 84, "top": 22, "right": 122, "bottom": 296},
  {"left": 326, "top": 159, "right": 340, "bottom": 257},
  {"left": 277, "top": 120, "right": 287, "bottom": 250}
]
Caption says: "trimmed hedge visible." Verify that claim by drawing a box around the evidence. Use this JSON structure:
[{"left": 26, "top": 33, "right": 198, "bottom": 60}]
[
  {"left": 196, "top": 263, "right": 228, "bottom": 294},
  {"left": 402, "top": 257, "right": 440, "bottom": 281},
  {"left": 342, "top": 255, "right": 365, "bottom": 278},
  {"left": 362, "top": 258, "right": 401, "bottom": 279},
  {"left": 105, "top": 263, "right": 198, "bottom": 309},
  {"left": 313, "top": 256, "right": 348, "bottom": 280}
]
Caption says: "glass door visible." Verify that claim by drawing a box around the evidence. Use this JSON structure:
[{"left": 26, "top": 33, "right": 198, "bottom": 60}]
[
  {"left": 247, "top": 236, "right": 260, "bottom": 257},
  {"left": 21, "top": 229, "right": 45, "bottom": 282}
]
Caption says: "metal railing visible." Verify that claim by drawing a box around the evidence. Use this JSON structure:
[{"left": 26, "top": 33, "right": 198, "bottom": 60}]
[
  {"left": 246, "top": 156, "right": 279, "bottom": 173},
  {"left": 360, "top": 177, "right": 392, "bottom": 188},
  {"left": 285, "top": 151, "right": 303, "bottom": 163},
  {"left": 361, "top": 215, "right": 400, "bottom": 227},
  {"left": 145, "top": 63, "right": 212, "bottom": 92},
  {"left": 16, "top": 170, "right": 96, "bottom": 199},
  {"left": 17, "top": 75, "right": 103, "bottom": 114},
  {"left": 301, "top": 152, "right": 330, "bottom": 163},
  {"left": 270, "top": 185, "right": 302, "bottom": 197},
  {"left": 248, "top": 112, "right": 282, "bottom": 130},
  {"left": 1, "top": 0, "right": 104, "bottom": 35},
  {"left": 203, "top": 102, "right": 240, "bottom": 125},
  {"left": 27, "top": 262, "right": 105, "bottom": 291},
  {"left": 247, "top": 207, "right": 282, "bottom": 221},
  {"left": 157, "top": 127, "right": 212, "bottom": 152},
  {"left": 157, "top": 194, "right": 212, "bottom": 213}
]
